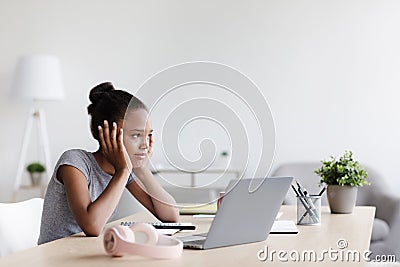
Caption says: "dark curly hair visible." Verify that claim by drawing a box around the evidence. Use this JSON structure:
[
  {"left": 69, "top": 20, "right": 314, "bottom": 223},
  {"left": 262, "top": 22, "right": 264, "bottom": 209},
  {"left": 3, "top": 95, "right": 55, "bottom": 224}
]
[{"left": 87, "top": 82, "right": 147, "bottom": 141}]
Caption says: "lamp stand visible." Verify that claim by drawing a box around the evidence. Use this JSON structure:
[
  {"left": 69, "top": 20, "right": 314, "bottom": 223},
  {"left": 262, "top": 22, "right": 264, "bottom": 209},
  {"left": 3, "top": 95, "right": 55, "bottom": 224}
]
[{"left": 13, "top": 107, "right": 52, "bottom": 201}]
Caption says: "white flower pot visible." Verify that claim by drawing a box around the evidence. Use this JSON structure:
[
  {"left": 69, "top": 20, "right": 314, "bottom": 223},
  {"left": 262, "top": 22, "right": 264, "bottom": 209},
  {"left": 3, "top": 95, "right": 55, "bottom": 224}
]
[
  {"left": 327, "top": 185, "right": 358, "bottom": 214},
  {"left": 30, "top": 173, "right": 43, "bottom": 186}
]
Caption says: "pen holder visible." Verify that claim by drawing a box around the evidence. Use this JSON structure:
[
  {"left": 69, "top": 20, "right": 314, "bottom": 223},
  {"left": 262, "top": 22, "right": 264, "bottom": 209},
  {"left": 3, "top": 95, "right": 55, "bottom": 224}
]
[{"left": 296, "top": 195, "right": 321, "bottom": 225}]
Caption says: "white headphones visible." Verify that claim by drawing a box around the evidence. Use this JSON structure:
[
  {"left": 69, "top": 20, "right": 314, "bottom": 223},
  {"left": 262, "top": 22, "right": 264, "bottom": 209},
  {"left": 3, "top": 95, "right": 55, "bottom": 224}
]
[{"left": 103, "top": 223, "right": 183, "bottom": 259}]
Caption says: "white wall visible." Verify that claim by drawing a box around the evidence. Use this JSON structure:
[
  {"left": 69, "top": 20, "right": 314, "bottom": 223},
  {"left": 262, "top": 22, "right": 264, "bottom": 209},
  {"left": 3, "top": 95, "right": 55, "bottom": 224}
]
[{"left": 1, "top": 0, "right": 400, "bottom": 202}]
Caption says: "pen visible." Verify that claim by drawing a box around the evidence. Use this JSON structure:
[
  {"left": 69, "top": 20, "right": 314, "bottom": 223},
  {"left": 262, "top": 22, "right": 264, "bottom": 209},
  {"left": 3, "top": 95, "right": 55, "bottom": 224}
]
[
  {"left": 318, "top": 186, "right": 326, "bottom": 196},
  {"left": 299, "top": 193, "right": 320, "bottom": 224},
  {"left": 301, "top": 186, "right": 326, "bottom": 223},
  {"left": 292, "top": 183, "right": 313, "bottom": 213},
  {"left": 303, "top": 189, "right": 316, "bottom": 210},
  {"left": 296, "top": 180, "right": 319, "bottom": 223},
  {"left": 298, "top": 196, "right": 317, "bottom": 224},
  {"left": 291, "top": 184, "right": 300, "bottom": 196},
  {"left": 292, "top": 183, "right": 315, "bottom": 222},
  {"left": 298, "top": 206, "right": 311, "bottom": 224},
  {"left": 297, "top": 186, "right": 322, "bottom": 224},
  {"left": 292, "top": 184, "right": 309, "bottom": 210}
]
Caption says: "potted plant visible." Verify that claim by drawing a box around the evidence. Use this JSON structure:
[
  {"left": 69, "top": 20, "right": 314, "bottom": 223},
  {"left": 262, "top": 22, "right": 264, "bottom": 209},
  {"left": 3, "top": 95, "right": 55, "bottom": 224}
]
[
  {"left": 314, "top": 151, "right": 369, "bottom": 214},
  {"left": 219, "top": 150, "right": 231, "bottom": 167},
  {"left": 26, "top": 162, "right": 46, "bottom": 186}
]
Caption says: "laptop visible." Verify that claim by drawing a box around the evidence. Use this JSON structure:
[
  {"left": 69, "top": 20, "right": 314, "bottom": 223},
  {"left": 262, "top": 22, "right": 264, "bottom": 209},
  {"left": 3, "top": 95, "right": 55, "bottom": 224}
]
[{"left": 177, "top": 177, "right": 293, "bottom": 249}]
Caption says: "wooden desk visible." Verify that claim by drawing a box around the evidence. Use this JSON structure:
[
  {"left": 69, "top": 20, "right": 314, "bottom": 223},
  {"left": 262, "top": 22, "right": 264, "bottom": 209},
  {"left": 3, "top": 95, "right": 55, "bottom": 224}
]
[{"left": 0, "top": 206, "right": 375, "bottom": 267}]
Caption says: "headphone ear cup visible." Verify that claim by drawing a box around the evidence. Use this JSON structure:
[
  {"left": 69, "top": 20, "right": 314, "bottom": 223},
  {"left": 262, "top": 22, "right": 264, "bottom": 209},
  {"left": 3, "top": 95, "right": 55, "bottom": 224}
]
[
  {"left": 115, "top": 225, "right": 135, "bottom": 242},
  {"left": 103, "top": 227, "right": 125, "bottom": 257},
  {"left": 103, "top": 226, "right": 136, "bottom": 257},
  {"left": 130, "top": 223, "right": 158, "bottom": 245}
]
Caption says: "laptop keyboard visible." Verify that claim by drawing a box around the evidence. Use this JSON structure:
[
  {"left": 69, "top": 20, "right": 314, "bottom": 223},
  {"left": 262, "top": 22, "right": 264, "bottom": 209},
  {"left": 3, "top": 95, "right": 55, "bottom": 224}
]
[
  {"left": 184, "top": 239, "right": 205, "bottom": 248},
  {"left": 186, "top": 239, "right": 205, "bottom": 245},
  {"left": 177, "top": 233, "right": 207, "bottom": 242}
]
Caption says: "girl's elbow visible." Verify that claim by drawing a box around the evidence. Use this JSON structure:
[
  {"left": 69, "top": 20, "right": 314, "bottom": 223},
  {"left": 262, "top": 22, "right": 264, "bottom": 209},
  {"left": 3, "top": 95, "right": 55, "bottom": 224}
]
[
  {"left": 81, "top": 223, "right": 102, "bottom": 237},
  {"left": 84, "top": 229, "right": 101, "bottom": 237},
  {"left": 171, "top": 209, "right": 179, "bottom": 222},
  {"left": 159, "top": 208, "right": 179, "bottom": 223}
]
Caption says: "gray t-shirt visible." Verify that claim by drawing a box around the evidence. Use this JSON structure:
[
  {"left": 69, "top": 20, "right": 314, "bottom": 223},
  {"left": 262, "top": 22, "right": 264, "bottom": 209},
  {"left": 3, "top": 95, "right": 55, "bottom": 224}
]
[{"left": 38, "top": 149, "right": 134, "bottom": 245}]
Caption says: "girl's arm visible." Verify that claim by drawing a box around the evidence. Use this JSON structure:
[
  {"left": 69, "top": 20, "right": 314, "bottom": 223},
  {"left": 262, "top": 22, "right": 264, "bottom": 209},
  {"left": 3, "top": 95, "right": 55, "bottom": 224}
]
[
  {"left": 60, "top": 121, "right": 130, "bottom": 236},
  {"left": 126, "top": 132, "right": 179, "bottom": 222},
  {"left": 60, "top": 166, "right": 129, "bottom": 236},
  {"left": 126, "top": 169, "right": 179, "bottom": 222}
]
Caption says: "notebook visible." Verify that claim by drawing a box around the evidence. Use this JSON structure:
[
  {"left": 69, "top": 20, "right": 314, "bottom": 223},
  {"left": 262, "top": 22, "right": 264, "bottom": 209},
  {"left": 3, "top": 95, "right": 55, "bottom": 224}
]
[
  {"left": 270, "top": 220, "right": 298, "bottom": 234},
  {"left": 179, "top": 203, "right": 217, "bottom": 215}
]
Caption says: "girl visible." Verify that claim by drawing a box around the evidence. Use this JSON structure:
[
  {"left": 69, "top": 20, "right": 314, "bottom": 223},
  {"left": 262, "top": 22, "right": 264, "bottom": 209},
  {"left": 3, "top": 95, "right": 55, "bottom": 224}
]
[{"left": 38, "top": 82, "right": 178, "bottom": 244}]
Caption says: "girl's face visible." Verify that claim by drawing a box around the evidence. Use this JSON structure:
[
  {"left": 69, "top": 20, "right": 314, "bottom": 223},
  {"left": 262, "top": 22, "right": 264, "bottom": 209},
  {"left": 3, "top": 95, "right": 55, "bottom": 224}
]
[{"left": 122, "top": 108, "right": 153, "bottom": 165}]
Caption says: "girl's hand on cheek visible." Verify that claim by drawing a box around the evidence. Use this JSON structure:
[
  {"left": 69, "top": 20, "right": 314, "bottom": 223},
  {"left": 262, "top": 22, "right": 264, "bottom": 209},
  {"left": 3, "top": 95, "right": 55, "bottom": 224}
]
[
  {"left": 132, "top": 152, "right": 152, "bottom": 178},
  {"left": 132, "top": 158, "right": 146, "bottom": 169},
  {"left": 98, "top": 120, "right": 132, "bottom": 172},
  {"left": 132, "top": 154, "right": 150, "bottom": 178}
]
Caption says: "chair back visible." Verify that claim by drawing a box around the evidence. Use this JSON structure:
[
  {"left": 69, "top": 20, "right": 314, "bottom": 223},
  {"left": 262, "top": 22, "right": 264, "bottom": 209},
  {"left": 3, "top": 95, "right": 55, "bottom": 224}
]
[
  {"left": 0, "top": 198, "right": 44, "bottom": 257},
  {"left": 356, "top": 166, "right": 388, "bottom": 206},
  {"left": 270, "top": 162, "right": 328, "bottom": 205}
]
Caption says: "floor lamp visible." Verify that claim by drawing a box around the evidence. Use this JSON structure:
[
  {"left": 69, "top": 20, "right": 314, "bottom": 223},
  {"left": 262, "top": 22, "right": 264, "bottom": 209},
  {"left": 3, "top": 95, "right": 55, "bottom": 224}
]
[{"left": 12, "top": 55, "right": 64, "bottom": 201}]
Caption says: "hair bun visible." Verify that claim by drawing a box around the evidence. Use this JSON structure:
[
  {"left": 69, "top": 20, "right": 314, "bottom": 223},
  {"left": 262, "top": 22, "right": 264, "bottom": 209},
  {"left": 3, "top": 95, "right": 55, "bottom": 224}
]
[
  {"left": 89, "top": 82, "right": 115, "bottom": 103},
  {"left": 88, "top": 82, "right": 115, "bottom": 115}
]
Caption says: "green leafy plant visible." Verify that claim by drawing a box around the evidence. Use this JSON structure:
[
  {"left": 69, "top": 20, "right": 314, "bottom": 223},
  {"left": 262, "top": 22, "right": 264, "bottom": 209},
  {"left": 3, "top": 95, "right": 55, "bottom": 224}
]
[
  {"left": 26, "top": 162, "right": 46, "bottom": 173},
  {"left": 314, "top": 151, "right": 370, "bottom": 187},
  {"left": 221, "top": 151, "right": 229, "bottom": 157}
]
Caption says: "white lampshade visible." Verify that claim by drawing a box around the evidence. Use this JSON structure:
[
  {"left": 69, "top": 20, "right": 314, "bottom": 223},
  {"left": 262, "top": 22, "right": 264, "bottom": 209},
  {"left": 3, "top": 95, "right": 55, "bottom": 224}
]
[{"left": 12, "top": 55, "right": 64, "bottom": 100}]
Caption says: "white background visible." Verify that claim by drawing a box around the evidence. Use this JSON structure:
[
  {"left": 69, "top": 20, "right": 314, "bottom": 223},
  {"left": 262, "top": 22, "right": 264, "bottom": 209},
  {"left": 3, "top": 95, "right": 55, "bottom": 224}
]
[{"left": 1, "top": 0, "right": 400, "bottom": 203}]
